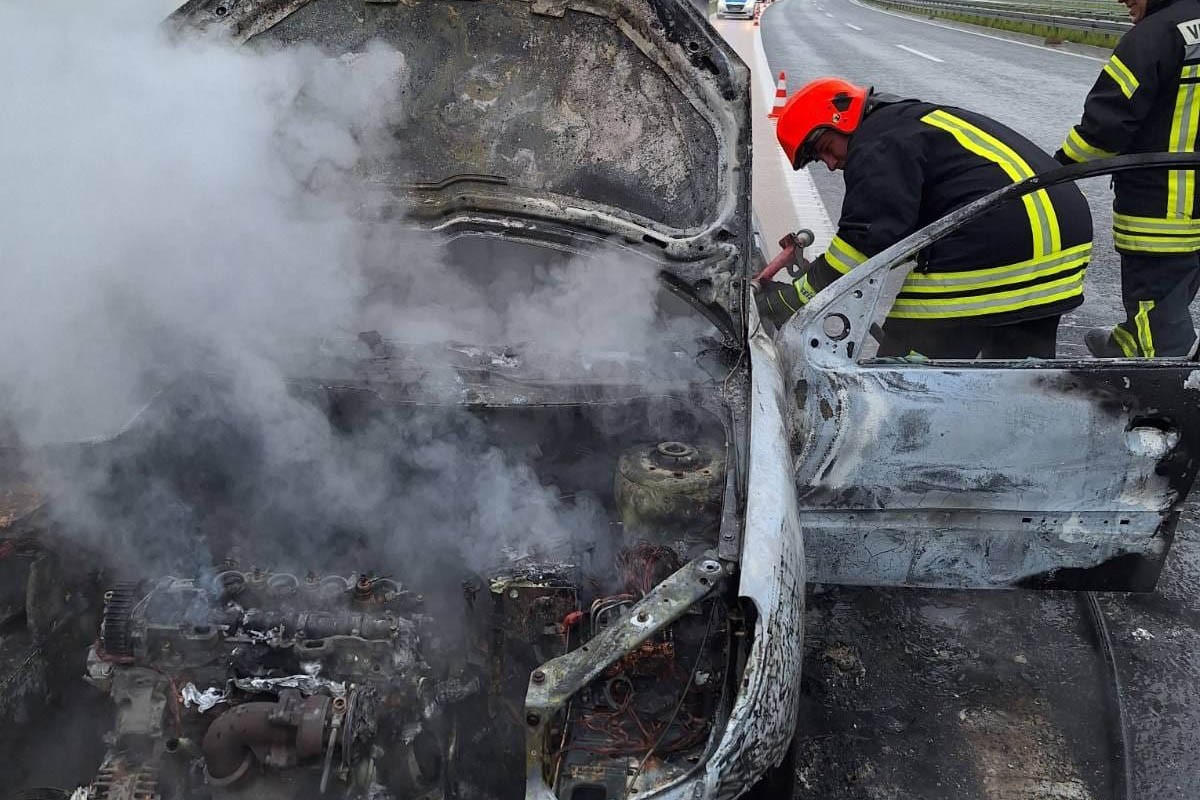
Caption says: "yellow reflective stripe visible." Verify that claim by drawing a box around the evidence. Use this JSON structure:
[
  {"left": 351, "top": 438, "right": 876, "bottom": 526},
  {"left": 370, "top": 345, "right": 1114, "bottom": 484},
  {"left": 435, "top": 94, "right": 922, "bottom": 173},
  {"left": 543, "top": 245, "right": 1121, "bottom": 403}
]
[
  {"left": 777, "top": 286, "right": 798, "bottom": 313},
  {"left": 1060, "top": 128, "right": 1116, "bottom": 163},
  {"left": 795, "top": 275, "right": 818, "bottom": 305},
  {"left": 1112, "top": 324, "right": 1140, "bottom": 357},
  {"left": 1103, "top": 54, "right": 1140, "bottom": 99},
  {"left": 1032, "top": 194, "right": 1060, "bottom": 256},
  {"left": 1114, "top": 213, "right": 1200, "bottom": 234},
  {"left": 921, "top": 110, "right": 1060, "bottom": 257},
  {"left": 1134, "top": 300, "right": 1156, "bottom": 358},
  {"left": 1185, "top": 65, "right": 1200, "bottom": 79},
  {"left": 901, "top": 253, "right": 1090, "bottom": 294},
  {"left": 1168, "top": 77, "right": 1200, "bottom": 219},
  {"left": 1113, "top": 231, "right": 1200, "bottom": 252},
  {"left": 901, "top": 243, "right": 1090, "bottom": 293},
  {"left": 825, "top": 235, "right": 868, "bottom": 274},
  {"left": 888, "top": 269, "right": 1084, "bottom": 319}
]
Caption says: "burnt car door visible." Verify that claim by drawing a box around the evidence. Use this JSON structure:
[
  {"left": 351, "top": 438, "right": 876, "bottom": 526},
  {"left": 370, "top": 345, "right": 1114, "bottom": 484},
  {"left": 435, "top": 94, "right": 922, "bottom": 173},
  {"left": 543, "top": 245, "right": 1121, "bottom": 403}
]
[{"left": 779, "top": 154, "right": 1200, "bottom": 591}]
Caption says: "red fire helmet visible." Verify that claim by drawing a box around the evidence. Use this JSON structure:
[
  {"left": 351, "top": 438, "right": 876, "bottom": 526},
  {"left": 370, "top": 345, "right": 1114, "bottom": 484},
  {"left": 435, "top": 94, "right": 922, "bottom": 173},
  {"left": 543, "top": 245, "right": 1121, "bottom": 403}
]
[{"left": 775, "top": 77, "right": 871, "bottom": 169}]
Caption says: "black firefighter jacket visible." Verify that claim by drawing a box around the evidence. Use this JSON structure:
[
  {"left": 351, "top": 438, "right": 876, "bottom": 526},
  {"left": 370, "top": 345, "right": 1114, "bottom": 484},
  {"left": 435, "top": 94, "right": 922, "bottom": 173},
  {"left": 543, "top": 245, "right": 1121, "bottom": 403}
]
[
  {"left": 765, "top": 101, "right": 1093, "bottom": 326},
  {"left": 1056, "top": 0, "right": 1200, "bottom": 255}
]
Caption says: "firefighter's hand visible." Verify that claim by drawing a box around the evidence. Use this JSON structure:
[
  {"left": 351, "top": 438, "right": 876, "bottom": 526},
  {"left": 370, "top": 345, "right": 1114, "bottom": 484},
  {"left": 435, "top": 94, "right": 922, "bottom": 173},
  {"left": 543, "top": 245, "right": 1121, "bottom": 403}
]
[{"left": 754, "top": 281, "right": 801, "bottom": 331}]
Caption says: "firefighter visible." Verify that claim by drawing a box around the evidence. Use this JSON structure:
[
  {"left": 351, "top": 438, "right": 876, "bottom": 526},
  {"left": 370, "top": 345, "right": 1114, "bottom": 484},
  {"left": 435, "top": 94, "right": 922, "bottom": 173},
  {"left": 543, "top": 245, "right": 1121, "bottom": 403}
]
[
  {"left": 1055, "top": 0, "right": 1200, "bottom": 358},
  {"left": 758, "top": 78, "right": 1094, "bottom": 359}
]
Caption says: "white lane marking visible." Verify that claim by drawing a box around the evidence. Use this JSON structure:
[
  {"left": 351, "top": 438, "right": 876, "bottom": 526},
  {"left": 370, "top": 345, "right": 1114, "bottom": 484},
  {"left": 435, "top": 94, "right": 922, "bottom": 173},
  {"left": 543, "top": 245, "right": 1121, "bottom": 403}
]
[
  {"left": 825, "top": 12, "right": 834, "bottom": 17},
  {"left": 845, "top": 22, "right": 863, "bottom": 30},
  {"left": 846, "top": 0, "right": 1105, "bottom": 62},
  {"left": 895, "top": 43, "right": 943, "bottom": 62}
]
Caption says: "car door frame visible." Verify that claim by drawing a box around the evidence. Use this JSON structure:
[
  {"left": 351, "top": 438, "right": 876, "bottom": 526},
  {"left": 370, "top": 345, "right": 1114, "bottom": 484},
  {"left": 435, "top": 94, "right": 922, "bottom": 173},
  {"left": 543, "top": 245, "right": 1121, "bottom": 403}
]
[{"left": 778, "top": 153, "right": 1200, "bottom": 591}]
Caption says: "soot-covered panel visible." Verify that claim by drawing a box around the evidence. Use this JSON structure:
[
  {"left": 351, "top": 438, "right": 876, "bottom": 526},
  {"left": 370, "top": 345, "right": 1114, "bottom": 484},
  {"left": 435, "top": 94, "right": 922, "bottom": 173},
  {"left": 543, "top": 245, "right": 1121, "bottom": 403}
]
[{"left": 258, "top": 0, "right": 721, "bottom": 229}]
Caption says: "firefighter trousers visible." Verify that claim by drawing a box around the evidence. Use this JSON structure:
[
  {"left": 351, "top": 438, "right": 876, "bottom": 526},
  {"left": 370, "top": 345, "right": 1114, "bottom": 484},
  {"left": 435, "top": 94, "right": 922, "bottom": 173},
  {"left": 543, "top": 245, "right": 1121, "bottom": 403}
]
[
  {"left": 876, "top": 316, "right": 1061, "bottom": 359},
  {"left": 1110, "top": 252, "right": 1200, "bottom": 358}
]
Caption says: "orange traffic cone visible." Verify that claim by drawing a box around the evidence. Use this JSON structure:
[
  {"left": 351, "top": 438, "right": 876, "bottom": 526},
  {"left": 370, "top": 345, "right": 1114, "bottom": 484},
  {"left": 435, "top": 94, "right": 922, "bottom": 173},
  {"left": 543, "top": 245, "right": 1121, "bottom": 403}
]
[
  {"left": 753, "top": 4, "right": 761, "bottom": 25},
  {"left": 768, "top": 72, "right": 787, "bottom": 119}
]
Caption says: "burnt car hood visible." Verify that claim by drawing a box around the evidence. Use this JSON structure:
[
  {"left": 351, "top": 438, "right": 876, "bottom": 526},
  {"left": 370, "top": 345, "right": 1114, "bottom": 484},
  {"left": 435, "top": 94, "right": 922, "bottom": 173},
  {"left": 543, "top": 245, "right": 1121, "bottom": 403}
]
[{"left": 170, "top": 0, "right": 753, "bottom": 329}]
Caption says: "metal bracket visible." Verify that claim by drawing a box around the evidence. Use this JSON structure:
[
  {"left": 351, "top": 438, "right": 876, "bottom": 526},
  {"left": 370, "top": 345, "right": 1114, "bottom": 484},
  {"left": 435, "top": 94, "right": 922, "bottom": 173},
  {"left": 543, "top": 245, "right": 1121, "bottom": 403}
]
[
  {"left": 523, "top": 553, "right": 725, "bottom": 797},
  {"left": 530, "top": 0, "right": 569, "bottom": 17}
]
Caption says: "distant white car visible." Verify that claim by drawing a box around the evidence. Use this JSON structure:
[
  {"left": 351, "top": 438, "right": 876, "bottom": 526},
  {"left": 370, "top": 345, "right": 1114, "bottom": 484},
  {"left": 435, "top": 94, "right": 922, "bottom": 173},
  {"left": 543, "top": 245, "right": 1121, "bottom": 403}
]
[{"left": 717, "top": 0, "right": 758, "bottom": 19}]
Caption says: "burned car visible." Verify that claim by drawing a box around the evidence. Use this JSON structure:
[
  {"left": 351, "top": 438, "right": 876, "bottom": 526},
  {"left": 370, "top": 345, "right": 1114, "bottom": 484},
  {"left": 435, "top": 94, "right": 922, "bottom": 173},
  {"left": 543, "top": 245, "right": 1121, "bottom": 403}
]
[
  {"left": 2, "top": 1, "right": 1200, "bottom": 800},
  {"left": 1, "top": 1, "right": 803, "bottom": 799}
]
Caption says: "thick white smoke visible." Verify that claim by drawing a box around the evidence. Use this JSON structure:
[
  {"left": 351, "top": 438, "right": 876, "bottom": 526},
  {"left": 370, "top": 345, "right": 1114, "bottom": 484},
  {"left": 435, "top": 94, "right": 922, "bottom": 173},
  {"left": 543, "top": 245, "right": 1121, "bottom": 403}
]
[
  {"left": 0, "top": 0, "right": 708, "bottom": 577},
  {"left": 0, "top": 0, "right": 409, "bottom": 443}
]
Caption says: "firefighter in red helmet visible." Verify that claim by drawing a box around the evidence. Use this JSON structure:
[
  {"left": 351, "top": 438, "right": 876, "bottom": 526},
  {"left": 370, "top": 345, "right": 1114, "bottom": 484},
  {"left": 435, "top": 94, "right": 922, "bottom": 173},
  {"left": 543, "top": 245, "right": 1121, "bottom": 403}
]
[{"left": 758, "top": 77, "right": 1095, "bottom": 359}]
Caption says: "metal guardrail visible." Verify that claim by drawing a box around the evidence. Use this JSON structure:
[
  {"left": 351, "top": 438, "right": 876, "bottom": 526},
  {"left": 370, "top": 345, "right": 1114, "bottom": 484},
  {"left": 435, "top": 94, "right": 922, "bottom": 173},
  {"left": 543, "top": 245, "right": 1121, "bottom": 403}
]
[
  {"left": 940, "top": 0, "right": 1127, "bottom": 22},
  {"left": 869, "top": 0, "right": 1132, "bottom": 34}
]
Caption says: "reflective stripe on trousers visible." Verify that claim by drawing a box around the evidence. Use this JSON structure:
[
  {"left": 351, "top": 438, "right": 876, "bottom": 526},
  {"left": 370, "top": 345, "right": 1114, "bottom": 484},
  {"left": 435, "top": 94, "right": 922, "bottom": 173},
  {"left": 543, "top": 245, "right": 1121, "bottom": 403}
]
[{"left": 1111, "top": 251, "right": 1200, "bottom": 356}]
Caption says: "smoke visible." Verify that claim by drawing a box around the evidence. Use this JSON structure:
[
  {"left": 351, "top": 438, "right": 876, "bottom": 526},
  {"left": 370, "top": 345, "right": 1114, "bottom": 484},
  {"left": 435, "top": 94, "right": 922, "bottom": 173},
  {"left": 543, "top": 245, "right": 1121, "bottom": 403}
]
[
  {"left": 0, "top": 1, "right": 710, "bottom": 579},
  {"left": 0, "top": 0, "right": 409, "bottom": 443}
]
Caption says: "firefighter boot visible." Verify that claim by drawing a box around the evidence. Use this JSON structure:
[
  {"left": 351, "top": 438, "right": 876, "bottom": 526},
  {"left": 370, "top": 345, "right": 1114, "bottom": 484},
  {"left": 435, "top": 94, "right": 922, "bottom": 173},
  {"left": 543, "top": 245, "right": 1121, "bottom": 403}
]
[
  {"left": 1084, "top": 328, "right": 1126, "bottom": 358},
  {"left": 1085, "top": 325, "right": 1200, "bottom": 359},
  {"left": 1103, "top": 253, "right": 1200, "bottom": 358}
]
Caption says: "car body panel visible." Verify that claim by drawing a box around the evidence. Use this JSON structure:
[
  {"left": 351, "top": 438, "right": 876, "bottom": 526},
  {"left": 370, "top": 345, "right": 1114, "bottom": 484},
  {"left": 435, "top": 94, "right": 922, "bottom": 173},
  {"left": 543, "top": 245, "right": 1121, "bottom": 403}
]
[
  {"left": 692, "top": 307, "right": 805, "bottom": 798},
  {"left": 780, "top": 153, "right": 1200, "bottom": 591},
  {"left": 582, "top": 304, "right": 805, "bottom": 800},
  {"left": 172, "top": 0, "right": 754, "bottom": 330}
]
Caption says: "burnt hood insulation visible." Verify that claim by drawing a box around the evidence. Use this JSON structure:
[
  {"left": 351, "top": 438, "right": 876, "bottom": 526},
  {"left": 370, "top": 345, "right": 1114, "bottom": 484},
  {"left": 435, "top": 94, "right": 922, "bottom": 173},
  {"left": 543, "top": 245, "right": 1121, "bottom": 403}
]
[{"left": 169, "top": 0, "right": 754, "bottom": 333}]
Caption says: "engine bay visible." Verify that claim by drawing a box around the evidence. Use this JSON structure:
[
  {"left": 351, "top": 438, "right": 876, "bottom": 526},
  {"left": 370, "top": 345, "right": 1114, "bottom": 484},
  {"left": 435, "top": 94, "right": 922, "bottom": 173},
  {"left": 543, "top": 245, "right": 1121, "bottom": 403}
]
[
  {"left": 3, "top": 385, "right": 746, "bottom": 800},
  {"left": 0, "top": 0, "right": 768, "bottom": 793}
]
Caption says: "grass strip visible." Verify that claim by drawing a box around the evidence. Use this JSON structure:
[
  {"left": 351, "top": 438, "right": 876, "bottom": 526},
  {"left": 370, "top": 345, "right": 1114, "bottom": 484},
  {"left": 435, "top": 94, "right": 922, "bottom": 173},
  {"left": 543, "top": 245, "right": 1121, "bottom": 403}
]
[{"left": 865, "top": 0, "right": 1120, "bottom": 48}]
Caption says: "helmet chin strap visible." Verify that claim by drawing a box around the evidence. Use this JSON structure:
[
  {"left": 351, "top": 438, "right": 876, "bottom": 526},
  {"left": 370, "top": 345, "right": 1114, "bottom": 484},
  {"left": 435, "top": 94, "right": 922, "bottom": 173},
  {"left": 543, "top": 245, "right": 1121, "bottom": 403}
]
[{"left": 863, "top": 90, "right": 913, "bottom": 117}]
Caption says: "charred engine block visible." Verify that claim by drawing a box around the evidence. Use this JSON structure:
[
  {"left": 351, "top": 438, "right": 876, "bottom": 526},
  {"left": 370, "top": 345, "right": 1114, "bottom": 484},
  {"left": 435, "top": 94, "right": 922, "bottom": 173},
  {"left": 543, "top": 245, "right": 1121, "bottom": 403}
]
[{"left": 83, "top": 571, "right": 463, "bottom": 800}]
